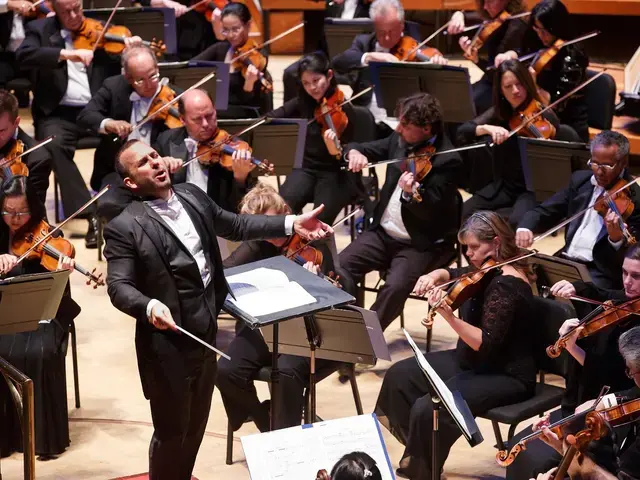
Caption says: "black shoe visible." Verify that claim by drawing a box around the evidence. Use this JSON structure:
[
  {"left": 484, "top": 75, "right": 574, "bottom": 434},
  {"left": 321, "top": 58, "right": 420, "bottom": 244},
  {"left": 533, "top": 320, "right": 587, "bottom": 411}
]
[{"left": 85, "top": 216, "right": 98, "bottom": 249}]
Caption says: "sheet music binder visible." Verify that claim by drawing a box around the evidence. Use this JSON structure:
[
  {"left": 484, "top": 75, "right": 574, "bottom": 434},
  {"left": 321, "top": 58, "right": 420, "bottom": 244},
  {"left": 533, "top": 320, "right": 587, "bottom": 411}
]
[
  {"left": 0, "top": 270, "right": 71, "bottom": 335},
  {"left": 530, "top": 253, "right": 593, "bottom": 288},
  {"left": 158, "top": 61, "right": 230, "bottom": 110}
]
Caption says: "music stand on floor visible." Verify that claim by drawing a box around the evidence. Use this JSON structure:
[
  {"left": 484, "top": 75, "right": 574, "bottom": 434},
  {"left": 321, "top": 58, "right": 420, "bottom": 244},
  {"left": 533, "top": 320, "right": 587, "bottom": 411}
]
[{"left": 158, "top": 61, "right": 231, "bottom": 110}]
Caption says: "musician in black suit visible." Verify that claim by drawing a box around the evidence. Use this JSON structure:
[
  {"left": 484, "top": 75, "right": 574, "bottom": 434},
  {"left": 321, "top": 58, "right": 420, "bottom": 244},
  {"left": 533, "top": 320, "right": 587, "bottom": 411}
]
[
  {"left": 15, "top": 0, "right": 142, "bottom": 247},
  {"left": 516, "top": 131, "right": 640, "bottom": 292},
  {"left": 340, "top": 93, "right": 463, "bottom": 331},
  {"left": 154, "top": 88, "right": 256, "bottom": 214},
  {"left": 0, "top": 0, "right": 35, "bottom": 106},
  {"left": 0, "top": 89, "right": 51, "bottom": 203},
  {"left": 77, "top": 45, "right": 174, "bottom": 220},
  {"left": 103, "top": 139, "right": 332, "bottom": 480}
]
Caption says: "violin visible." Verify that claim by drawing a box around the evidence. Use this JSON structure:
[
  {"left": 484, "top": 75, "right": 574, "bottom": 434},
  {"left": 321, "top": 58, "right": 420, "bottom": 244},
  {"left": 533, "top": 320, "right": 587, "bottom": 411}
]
[
  {"left": 509, "top": 99, "right": 556, "bottom": 139},
  {"left": 593, "top": 178, "right": 636, "bottom": 245},
  {"left": 146, "top": 85, "right": 183, "bottom": 130},
  {"left": 423, "top": 258, "right": 499, "bottom": 327},
  {"left": 315, "top": 89, "right": 349, "bottom": 158},
  {"left": 73, "top": 18, "right": 166, "bottom": 57},
  {"left": 391, "top": 36, "right": 443, "bottom": 62},
  {"left": 547, "top": 296, "right": 640, "bottom": 358},
  {"left": 10, "top": 220, "right": 105, "bottom": 288},
  {"left": 0, "top": 140, "right": 30, "bottom": 180},
  {"left": 282, "top": 234, "right": 341, "bottom": 288},
  {"left": 231, "top": 40, "right": 273, "bottom": 92},
  {"left": 464, "top": 10, "right": 511, "bottom": 61},
  {"left": 402, "top": 144, "right": 436, "bottom": 203},
  {"left": 195, "top": 128, "right": 273, "bottom": 175}
]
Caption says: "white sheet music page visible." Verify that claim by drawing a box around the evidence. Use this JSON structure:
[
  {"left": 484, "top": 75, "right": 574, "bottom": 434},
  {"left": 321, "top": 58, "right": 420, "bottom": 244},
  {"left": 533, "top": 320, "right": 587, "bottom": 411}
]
[
  {"left": 241, "top": 414, "right": 395, "bottom": 480},
  {"left": 226, "top": 267, "right": 316, "bottom": 317}
]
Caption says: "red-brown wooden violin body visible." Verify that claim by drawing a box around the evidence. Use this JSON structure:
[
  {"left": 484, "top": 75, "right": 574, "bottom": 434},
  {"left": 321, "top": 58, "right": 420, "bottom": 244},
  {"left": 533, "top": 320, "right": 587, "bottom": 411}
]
[
  {"left": 315, "top": 89, "right": 349, "bottom": 158},
  {"left": 73, "top": 18, "right": 166, "bottom": 57},
  {"left": 509, "top": 99, "right": 556, "bottom": 139},
  {"left": 147, "top": 85, "right": 183, "bottom": 129},
  {"left": 0, "top": 140, "right": 30, "bottom": 179},
  {"left": 195, "top": 128, "right": 273, "bottom": 175},
  {"left": 593, "top": 178, "right": 637, "bottom": 245},
  {"left": 391, "top": 36, "right": 443, "bottom": 62},
  {"left": 232, "top": 40, "right": 273, "bottom": 92},
  {"left": 464, "top": 10, "right": 511, "bottom": 61}
]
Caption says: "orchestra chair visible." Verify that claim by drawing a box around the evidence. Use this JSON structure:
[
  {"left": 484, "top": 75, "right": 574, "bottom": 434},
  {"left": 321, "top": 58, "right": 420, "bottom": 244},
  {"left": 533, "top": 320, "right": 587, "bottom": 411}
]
[
  {"left": 5, "top": 77, "right": 32, "bottom": 108},
  {"left": 357, "top": 190, "right": 464, "bottom": 350},
  {"left": 585, "top": 69, "right": 617, "bottom": 131},
  {"left": 68, "top": 318, "right": 81, "bottom": 408},
  {"left": 477, "top": 296, "right": 573, "bottom": 450},
  {"left": 224, "top": 364, "right": 363, "bottom": 465}
]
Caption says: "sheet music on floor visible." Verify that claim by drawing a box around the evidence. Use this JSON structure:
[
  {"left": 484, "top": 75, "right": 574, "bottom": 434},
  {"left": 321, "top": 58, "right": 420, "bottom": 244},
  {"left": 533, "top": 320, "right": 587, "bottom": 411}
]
[
  {"left": 241, "top": 413, "right": 395, "bottom": 480},
  {"left": 226, "top": 267, "right": 316, "bottom": 317}
]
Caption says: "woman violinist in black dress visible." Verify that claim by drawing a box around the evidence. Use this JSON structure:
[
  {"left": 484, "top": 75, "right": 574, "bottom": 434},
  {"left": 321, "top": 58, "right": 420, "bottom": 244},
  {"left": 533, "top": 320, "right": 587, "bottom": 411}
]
[
  {"left": 192, "top": 2, "right": 272, "bottom": 118},
  {"left": 268, "top": 51, "right": 364, "bottom": 225},
  {"left": 0, "top": 175, "right": 80, "bottom": 459},
  {"left": 458, "top": 59, "right": 560, "bottom": 226},
  {"left": 496, "top": 0, "right": 590, "bottom": 141},
  {"left": 375, "top": 210, "right": 536, "bottom": 479}
]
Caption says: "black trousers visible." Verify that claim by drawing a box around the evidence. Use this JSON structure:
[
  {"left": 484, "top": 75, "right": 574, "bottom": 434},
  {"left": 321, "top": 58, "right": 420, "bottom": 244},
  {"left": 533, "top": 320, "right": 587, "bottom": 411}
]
[
  {"left": 216, "top": 325, "right": 340, "bottom": 432},
  {"left": 472, "top": 74, "right": 494, "bottom": 116},
  {"left": 462, "top": 182, "right": 537, "bottom": 228},
  {"left": 34, "top": 106, "right": 96, "bottom": 218},
  {"left": 144, "top": 350, "right": 217, "bottom": 480},
  {"left": 376, "top": 349, "right": 531, "bottom": 479},
  {"left": 339, "top": 227, "right": 453, "bottom": 331},
  {"left": 279, "top": 168, "right": 362, "bottom": 225}
]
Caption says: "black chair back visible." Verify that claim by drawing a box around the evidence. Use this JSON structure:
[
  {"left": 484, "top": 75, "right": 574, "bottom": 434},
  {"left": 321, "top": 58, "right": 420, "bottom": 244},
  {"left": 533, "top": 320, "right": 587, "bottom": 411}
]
[
  {"left": 350, "top": 105, "right": 377, "bottom": 144},
  {"left": 529, "top": 296, "right": 575, "bottom": 378},
  {"left": 585, "top": 69, "right": 616, "bottom": 130}
]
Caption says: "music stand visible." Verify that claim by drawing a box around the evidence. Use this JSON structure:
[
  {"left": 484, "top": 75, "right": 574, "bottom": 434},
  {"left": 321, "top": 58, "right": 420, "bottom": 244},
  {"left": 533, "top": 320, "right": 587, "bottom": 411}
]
[
  {"left": 84, "top": 7, "right": 177, "bottom": 56},
  {"left": 0, "top": 270, "right": 71, "bottom": 335},
  {"left": 158, "top": 61, "right": 230, "bottom": 110},
  {"left": 261, "top": 305, "right": 390, "bottom": 422},
  {"left": 530, "top": 252, "right": 593, "bottom": 289},
  {"left": 368, "top": 62, "right": 476, "bottom": 123},
  {"left": 519, "top": 137, "right": 590, "bottom": 202},
  {"left": 218, "top": 118, "right": 307, "bottom": 179},
  {"left": 403, "top": 329, "right": 483, "bottom": 480},
  {"left": 223, "top": 256, "right": 354, "bottom": 430}
]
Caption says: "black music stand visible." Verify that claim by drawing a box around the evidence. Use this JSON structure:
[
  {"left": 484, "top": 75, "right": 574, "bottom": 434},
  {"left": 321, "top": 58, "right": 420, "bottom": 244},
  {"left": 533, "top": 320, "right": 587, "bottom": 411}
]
[
  {"left": 218, "top": 118, "right": 307, "bottom": 179},
  {"left": 530, "top": 253, "right": 593, "bottom": 290},
  {"left": 519, "top": 137, "right": 590, "bottom": 202},
  {"left": 158, "top": 61, "right": 230, "bottom": 110},
  {"left": 368, "top": 62, "right": 476, "bottom": 123},
  {"left": 84, "top": 7, "right": 177, "bottom": 56},
  {"left": 223, "top": 256, "right": 355, "bottom": 431},
  {"left": 403, "top": 329, "right": 483, "bottom": 480},
  {"left": 261, "top": 305, "right": 390, "bottom": 422}
]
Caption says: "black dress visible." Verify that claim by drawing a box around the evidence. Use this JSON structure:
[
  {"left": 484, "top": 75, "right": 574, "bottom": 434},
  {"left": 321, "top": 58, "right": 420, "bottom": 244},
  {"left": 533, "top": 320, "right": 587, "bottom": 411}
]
[
  {"left": 0, "top": 242, "right": 81, "bottom": 457},
  {"left": 375, "top": 268, "right": 536, "bottom": 479},
  {"left": 268, "top": 87, "right": 365, "bottom": 224},
  {"left": 457, "top": 106, "right": 560, "bottom": 226}
]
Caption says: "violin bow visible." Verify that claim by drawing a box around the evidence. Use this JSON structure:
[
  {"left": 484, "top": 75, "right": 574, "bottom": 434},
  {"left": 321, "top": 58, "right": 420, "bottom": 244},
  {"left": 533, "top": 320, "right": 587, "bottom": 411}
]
[
  {"left": 230, "top": 22, "right": 305, "bottom": 64},
  {"left": 0, "top": 135, "right": 54, "bottom": 168},
  {"left": 513, "top": 31, "right": 600, "bottom": 66},
  {"left": 5, "top": 186, "right": 110, "bottom": 273},
  {"left": 91, "top": 0, "right": 124, "bottom": 54},
  {"left": 184, "top": 0, "right": 210, "bottom": 14},
  {"left": 443, "top": 11, "right": 531, "bottom": 35},
  {"left": 490, "top": 70, "right": 607, "bottom": 147},
  {"left": 307, "top": 87, "right": 374, "bottom": 126},
  {"left": 540, "top": 286, "right": 640, "bottom": 317},
  {"left": 401, "top": 22, "right": 450, "bottom": 61}
]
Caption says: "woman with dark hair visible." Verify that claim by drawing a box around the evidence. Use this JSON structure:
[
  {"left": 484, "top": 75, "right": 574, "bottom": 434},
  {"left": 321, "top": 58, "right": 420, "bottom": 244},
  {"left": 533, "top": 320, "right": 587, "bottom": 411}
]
[
  {"left": 192, "top": 2, "right": 272, "bottom": 117},
  {"left": 496, "top": 0, "right": 590, "bottom": 141},
  {"left": 447, "top": 0, "right": 529, "bottom": 114},
  {"left": 0, "top": 175, "right": 80, "bottom": 459},
  {"left": 316, "top": 452, "right": 383, "bottom": 480},
  {"left": 267, "top": 51, "right": 363, "bottom": 225},
  {"left": 376, "top": 210, "right": 536, "bottom": 479},
  {"left": 457, "top": 59, "right": 560, "bottom": 226}
]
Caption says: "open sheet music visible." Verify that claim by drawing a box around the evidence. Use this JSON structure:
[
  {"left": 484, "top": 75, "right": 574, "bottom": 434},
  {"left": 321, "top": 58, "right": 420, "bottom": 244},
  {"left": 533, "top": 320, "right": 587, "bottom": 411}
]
[{"left": 241, "top": 414, "right": 395, "bottom": 480}]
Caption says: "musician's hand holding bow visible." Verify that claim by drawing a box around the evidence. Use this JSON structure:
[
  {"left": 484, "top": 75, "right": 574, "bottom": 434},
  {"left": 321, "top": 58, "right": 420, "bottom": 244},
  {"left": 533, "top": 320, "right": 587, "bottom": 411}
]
[
  {"left": 549, "top": 279, "right": 576, "bottom": 299},
  {"left": 447, "top": 11, "right": 465, "bottom": 35},
  {"left": 293, "top": 205, "right": 334, "bottom": 242},
  {"left": 8, "top": 0, "right": 32, "bottom": 16},
  {"left": 161, "top": 0, "right": 188, "bottom": 17},
  {"left": 105, "top": 119, "right": 133, "bottom": 138},
  {"left": 477, "top": 124, "right": 509, "bottom": 145},
  {"left": 346, "top": 149, "right": 369, "bottom": 173},
  {"left": 0, "top": 253, "right": 18, "bottom": 274},
  {"left": 495, "top": 50, "right": 518, "bottom": 68},
  {"left": 231, "top": 149, "right": 256, "bottom": 183},
  {"left": 515, "top": 228, "right": 534, "bottom": 248},
  {"left": 162, "top": 156, "right": 183, "bottom": 174},
  {"left": 148, "top": 301, "right": 178, "bottom": 331},
  {"left": 604, "top": 208, "right": 625, "bottom": 243}
]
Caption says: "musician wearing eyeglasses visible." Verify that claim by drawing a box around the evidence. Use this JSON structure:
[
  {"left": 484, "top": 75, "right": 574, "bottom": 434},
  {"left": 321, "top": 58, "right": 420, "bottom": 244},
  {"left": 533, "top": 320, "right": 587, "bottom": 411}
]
[
  {"left": 516, "top": 131, "right": 640, "bottom": 292},
  {"left": 77, "top": 45, "right": 176, "bottom": 220}
]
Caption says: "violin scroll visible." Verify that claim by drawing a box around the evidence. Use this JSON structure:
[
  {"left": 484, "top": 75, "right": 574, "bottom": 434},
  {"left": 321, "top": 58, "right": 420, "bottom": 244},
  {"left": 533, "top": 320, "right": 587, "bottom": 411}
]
[
  {"left": 86, "top": 268, "right": 105, "bottom": 289},
  {"left": 546, "top": 342, "right": 563, "bottom": 358},
  {"left": 495, "top": 442, "right": 524, "bottom": 467}
]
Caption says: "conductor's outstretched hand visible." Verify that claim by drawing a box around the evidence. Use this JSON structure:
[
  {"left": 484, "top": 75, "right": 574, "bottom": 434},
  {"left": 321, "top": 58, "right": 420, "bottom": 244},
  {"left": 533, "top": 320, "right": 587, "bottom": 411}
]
[{"left": 293, "top": 204, "right": 334, "bottom": 242}]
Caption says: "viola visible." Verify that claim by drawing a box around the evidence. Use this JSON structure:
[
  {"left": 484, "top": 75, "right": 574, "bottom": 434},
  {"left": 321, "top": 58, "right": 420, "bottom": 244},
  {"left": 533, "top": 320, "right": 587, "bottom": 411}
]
[
  {"left": 423, "top": 258, "right": 499, "bottom": 327},
  {"left": 191, "top": 0, "right": 227, "bottom": 22},
  {"left": 10, "top": 220, "right": 105, "bottom": 288},
  {"left": 195, "top": 128, "right": 273, "bottom": 175},
  {"left": 73, "top": 18, "right": 166, "bottom": 57},
  {"left": 0, "top": 140, "right": 30, "bottom": 180},
  {"left": 315, "top": 89, "right": 349, "bottom": 158},
  {"left": 391, "top": 36, "right": 443, "bottom": 62},
  {"left": 547, "top": 296, "right": 640, "bottom": 358},
  {"left": 146, "top": 85, "right": 183, "bottom": 130},
  {"left": 231, "top": 40, "right": 273, "bottom": 92},
  {"left": 593, "top": 178, "right": 636, "bottom": 245},
  {"left": 509, "top": 99, "right": 556, "bottom": 139},
  {"left": 464, "top": 10, "right": 511, "bottom": 61},
  {"left": 402, "top": 144, "right": 436, "bottom": 203},
  {"left": 282, "top": 234, "right": 342, "bottom": 288}
]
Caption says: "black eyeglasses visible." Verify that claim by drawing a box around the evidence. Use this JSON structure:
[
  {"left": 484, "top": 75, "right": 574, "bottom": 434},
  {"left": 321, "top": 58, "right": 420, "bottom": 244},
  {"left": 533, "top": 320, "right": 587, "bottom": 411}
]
[
  {"left": 587, "top": 158, "right": 617, "bottom": 172},
  {"left": 625, "top": 367, "right": 640, "bottom": 379}
]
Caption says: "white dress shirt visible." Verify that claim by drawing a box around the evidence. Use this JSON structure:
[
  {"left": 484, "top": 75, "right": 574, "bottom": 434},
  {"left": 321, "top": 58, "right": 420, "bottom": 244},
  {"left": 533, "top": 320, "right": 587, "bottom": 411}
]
[
  {"left": 361, "top": 40, "right": 401, "bottom": 130},
  {"left": 380, "top": 185, "right": 411, "bottom": 241},
  {"left": 0, "top": 0, "right": 25, "bottom": 52},
  {"left": 184, "top": 137, "right": 210, "bottom": 193},
  {"left": 59, "top": 29, "right": 92, "bottom": 107},
  {"left": 341, "top": 0, "right": 358, "bottom": 19}
]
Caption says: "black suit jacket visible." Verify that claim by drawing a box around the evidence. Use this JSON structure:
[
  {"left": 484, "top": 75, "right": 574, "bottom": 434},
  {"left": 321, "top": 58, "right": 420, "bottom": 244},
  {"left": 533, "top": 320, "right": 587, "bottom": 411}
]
[
  {"left": 103, "top": 183, "right": 287, "bottom": 396},
  {"left": 77, "top": 75, "right": 169, "bottom": 191},
  {"left": 154, "top": 126, "right": 253, "bottom": 213},
  {"left": 0, "top": 12, "right": 13, "bottom": 50},
  {"left": 15, "top": 17, "right": 120, "bottom": 119},
  {"left": 326, "top": 0, "right": 370, "bottom": 18},
  {"left": 331, "top": 32, "right": 377, "bottom": 106},
  {"left": 345, "top": 133, "right": 463, "bottom": 249},
  {"left": 518, "top": 170, "right": 640, "bottom": 289}
]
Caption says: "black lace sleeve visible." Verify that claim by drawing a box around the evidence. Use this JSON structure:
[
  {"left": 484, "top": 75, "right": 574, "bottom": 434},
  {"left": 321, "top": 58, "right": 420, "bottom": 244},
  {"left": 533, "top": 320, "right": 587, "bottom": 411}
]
[{"left": 477, "top": 278, "right": 521, "bottom": 359}]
